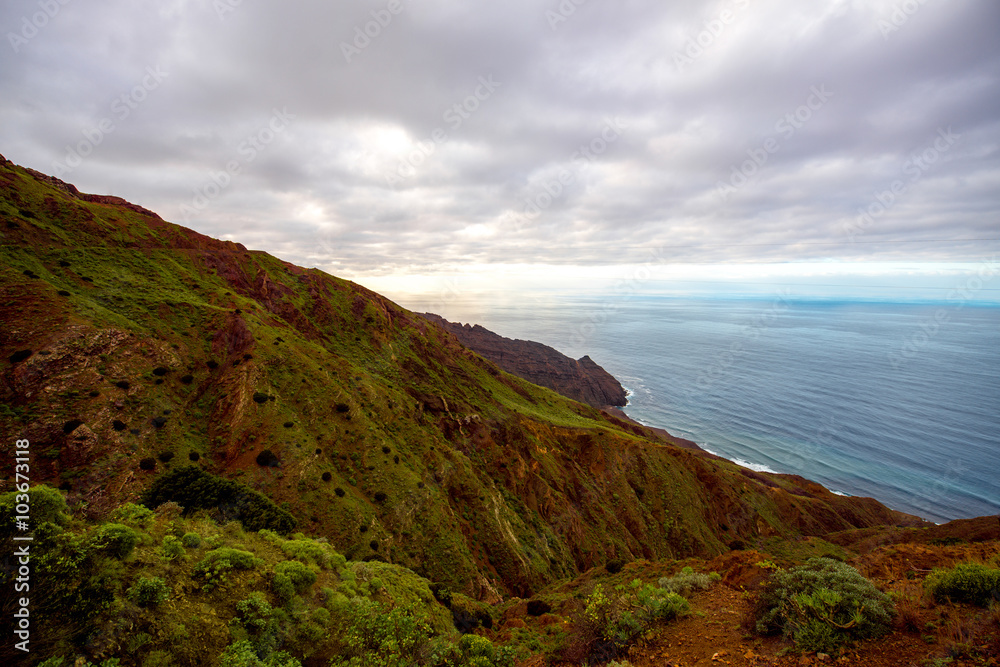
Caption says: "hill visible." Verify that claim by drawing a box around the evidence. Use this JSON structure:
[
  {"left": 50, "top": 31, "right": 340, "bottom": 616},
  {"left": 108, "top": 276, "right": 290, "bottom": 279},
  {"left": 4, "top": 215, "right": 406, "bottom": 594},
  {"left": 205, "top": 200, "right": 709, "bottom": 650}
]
[{"left": 4, "top": 155, "right": 991, "bottom": 667}]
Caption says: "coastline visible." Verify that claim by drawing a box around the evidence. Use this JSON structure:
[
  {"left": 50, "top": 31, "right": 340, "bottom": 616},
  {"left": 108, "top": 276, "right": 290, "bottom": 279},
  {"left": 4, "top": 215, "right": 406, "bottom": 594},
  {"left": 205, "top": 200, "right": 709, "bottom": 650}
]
[
  {"left": 600, "top": 405, "right": 709, "bottom": 453},
  {"left": 604, "top": 404, "right": 944, "bottom": 527}
]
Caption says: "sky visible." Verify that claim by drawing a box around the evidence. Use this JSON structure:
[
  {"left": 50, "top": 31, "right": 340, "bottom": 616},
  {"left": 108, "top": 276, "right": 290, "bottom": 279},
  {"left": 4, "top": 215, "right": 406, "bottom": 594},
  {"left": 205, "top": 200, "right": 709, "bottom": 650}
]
[{"left": 2, "top": 0, "right": 999, "bottom": 305}]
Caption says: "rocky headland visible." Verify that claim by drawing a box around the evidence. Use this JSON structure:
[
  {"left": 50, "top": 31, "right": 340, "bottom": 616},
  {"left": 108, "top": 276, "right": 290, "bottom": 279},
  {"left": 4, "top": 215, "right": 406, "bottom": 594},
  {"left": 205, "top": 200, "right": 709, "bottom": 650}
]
[{"left": 421, "top": 313, "right": 628, "bottom": 409}]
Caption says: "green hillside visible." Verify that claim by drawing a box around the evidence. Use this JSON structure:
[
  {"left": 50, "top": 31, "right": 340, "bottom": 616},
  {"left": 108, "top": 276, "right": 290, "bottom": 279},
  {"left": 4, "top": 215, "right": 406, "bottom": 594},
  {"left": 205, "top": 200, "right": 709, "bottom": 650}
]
[{"left": 0, "top": 156, "right": 925, "bottom": 665}]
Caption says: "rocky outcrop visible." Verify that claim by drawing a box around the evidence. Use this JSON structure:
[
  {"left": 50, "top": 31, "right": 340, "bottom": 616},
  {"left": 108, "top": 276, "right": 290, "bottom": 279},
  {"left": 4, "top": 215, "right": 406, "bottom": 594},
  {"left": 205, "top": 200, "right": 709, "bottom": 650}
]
[{"left": 422, "top": 314, "right": 628, "bottom": 408}]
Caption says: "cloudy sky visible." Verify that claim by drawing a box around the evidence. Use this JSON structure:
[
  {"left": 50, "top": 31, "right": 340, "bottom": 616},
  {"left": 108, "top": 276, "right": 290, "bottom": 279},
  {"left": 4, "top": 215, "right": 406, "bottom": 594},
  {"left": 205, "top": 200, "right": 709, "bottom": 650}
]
[{"left": 2, "top": 0, "right": 999, "bottom": 303}]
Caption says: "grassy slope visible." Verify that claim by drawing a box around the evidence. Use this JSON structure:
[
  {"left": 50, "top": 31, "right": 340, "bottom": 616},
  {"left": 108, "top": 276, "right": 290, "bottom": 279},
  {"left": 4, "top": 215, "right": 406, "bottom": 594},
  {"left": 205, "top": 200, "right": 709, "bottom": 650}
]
[{"left": 0, "top": 156, "right": 918, "bottom": 607}]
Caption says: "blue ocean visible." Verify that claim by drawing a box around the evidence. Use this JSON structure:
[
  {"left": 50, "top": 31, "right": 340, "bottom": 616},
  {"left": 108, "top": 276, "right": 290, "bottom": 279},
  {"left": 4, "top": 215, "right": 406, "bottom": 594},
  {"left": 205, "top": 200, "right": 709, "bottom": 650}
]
[{"left": 403, "top": 294, "right": 1000, "bottom": 524}]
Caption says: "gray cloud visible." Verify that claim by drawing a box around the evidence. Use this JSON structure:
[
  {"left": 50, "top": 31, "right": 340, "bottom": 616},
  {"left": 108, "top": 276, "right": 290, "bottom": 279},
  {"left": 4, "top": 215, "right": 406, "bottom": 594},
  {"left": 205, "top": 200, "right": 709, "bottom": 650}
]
[{"left": 2, "top": 0, "right": 998, "bottom": 277}]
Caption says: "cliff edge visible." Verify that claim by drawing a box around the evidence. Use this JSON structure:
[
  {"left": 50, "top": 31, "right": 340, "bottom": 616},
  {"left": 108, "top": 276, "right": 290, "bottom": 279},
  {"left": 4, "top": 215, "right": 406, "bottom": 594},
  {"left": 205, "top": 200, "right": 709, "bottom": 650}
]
[{"left": 421, "top": 313, "right": 628, "bottom": 409}]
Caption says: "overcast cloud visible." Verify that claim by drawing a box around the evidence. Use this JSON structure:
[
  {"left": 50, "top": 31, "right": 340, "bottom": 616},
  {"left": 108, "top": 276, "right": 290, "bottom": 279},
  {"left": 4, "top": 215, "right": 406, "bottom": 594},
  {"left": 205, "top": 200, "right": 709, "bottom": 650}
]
[{"left": 2, "top": 0, "right": 999, "bottom": 291}]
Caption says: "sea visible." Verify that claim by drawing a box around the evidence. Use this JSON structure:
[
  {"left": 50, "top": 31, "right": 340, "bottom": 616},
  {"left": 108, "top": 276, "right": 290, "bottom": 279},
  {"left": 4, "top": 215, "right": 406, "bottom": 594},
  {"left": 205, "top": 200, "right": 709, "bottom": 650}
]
[{"left": 397, "top": 293, "right": 1000, "bottom": 525}]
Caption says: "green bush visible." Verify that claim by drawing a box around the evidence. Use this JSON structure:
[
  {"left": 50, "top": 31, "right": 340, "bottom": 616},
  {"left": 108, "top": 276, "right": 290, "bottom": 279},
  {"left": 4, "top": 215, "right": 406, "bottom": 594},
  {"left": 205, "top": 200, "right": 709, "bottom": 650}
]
[
  {"left": 457, "top": 634, "right": 515, "bottom": 667},
  {"left": 218, "top": 639, "right": 302, "bottom": 667},
  {"left": 128, "top": 576, "right": 171, "bottom": 607},
  {"left": 273, "top": 560, "right": 317, "bottom": 603},
  {"left": 195, "top": 547, "right": 261, "bottom": 573},
  {"left": 0, "top": 484, "right": 69, "bottom": 537},
  {"left": 113, "top": 502, "right": 154, "bottom": 525},
  {"left": 329, "top": 599, "right": 437, "bottom": 667},
  {"left": 659, "top": 566, "right": 714, "bottom": 596},
  {"left": 141, "top": 466, "right": 296, "bottom": 534},
  {"left": 161, "top": 535, "right": 186, "bottom": 561},
  {"left": 577, "top": 580, "right": 689, "bottom": 663},
  {"left": 925, "top": 563, "right": 1000, "bottom": 606},
  {"left": 261, "top": 532, "right": 344, "bottom": 570},
  {"left": 89, "top": 523, "right": 140, "bottom": 560},
  {"left": 182, "top": 532, "right": 202, "bottom": 548},
  {"left": 234, "top": 592, "right": 275, "bottom": 634},
  {"left": 193, "top": 548, "right": 262, "bottom": 590},
  {"left": 755, "top": 558, "right": 894, "bottom": 654}
]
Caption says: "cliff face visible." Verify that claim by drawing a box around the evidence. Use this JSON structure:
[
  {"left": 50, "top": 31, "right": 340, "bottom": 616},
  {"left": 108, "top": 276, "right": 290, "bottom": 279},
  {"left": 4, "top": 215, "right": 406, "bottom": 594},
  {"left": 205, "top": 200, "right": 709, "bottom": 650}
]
[{"left": 421, "top": 314, "right": 628, "bottom": 409}]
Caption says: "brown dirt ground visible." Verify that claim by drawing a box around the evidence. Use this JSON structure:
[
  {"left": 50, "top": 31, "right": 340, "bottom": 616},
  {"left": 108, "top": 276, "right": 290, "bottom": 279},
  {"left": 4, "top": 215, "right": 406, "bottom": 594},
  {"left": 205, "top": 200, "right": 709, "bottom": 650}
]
[{"left": 614, "top": 540, "right": 1000, "bottom": 667}]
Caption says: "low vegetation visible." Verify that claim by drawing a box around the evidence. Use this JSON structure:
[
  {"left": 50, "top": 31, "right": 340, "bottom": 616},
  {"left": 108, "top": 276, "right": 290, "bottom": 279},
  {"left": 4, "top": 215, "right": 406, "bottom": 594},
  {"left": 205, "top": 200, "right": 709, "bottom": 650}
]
[
  {"left": 753, "top": 558, "right": 895, "bottom": 654},
  {"left": 924, "top": 562, "right": 1000, "bottom": 606}
]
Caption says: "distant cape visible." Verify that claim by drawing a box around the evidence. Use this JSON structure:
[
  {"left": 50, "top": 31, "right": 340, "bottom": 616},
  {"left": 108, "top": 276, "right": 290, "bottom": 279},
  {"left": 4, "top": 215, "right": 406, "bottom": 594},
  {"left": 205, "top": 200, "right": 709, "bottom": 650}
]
[{"left": 421, "top": 313, "right": 628, "bottom": 409}]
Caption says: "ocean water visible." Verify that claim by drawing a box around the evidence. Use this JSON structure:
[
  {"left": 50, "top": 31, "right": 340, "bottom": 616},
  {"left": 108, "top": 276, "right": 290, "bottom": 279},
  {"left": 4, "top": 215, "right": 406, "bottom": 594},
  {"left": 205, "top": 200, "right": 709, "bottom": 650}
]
[{"left": 400, "top": 294, "right": 1000, "bottom": 524}]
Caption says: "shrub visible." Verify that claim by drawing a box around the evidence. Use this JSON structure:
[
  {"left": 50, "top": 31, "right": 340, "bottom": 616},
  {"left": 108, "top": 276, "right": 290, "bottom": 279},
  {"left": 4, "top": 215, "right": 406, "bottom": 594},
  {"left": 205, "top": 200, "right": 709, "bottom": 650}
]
[
  {"left": 457, "top": 634, "right": 515, "bottom": 667},
  {"left": 925, "top": 563, "right": 1000, "bottom": 606},
  {"left": 273, "top": 536, "right": 342, "bottom": 570},
  {"left": 189, "top": 451, "right": 200, "bottom": 461},
  {"left": 141, "top": 466, "right": 296, "bottom": 534},
  {"left": 234, "top": 592, "right": 275, "bottom": 634},
  {"left": 430, "top": 583, "right": 453, "bottom": 608},
  {"left": 129, "top": 576, "right": 171, "bottom": 607},
  {"left": 90, "top": 523, "right": 140, "bottom": 560},
  {"left": 253, "top": 392, "right": 271, "bottom": 404},
  {"left": 526, "top": 600, "right": 552, "bottom": 616},
  {"left": 161, "top": 535, "right": 186, "bottom": 561},
  {"left": 273, "top": 560, "right": 317, "bottom": 602},
  {"left": 573, "top": 581, "right": 689, "bottom": 663},
  {"left": 113, "top": 502, "right": 154, "bottom": 526},
  {"left": 0, "top": 485, "right": 69, "bottom": 533},
  {"left": 606, "top": 560, "right": 624, "bottom": 574},
  {"left": 659, "top": 566, "right": 714, "bottom": 596},
  {"left": 329, "top": 599, "right": 435, "bottom": 667},
  {"left": 158, "top": 451, "right": 175, "bottom": 463},
  {"left": 182, "top": 532, "right": 202, "bottom": 549},
  {"left": 754, "top": 558, "right": 894, "bottom": 654},
  {"left": 335, "top": 487, "right": 346, "bottom": 497},
  {"left": 140, "top": 457, "right": 156, "bottom": 471},
  {"left": 194, "top": 548, "right": 262, "bottom": 590},
  {"left": 219, "top": 639, "right": 302, "bottom": 667},
  {"left": 322, "top": 472, "right": 332, "bottom": 482},
  {"left": 256, "top": 449, "right": 280, "bottom": 467}
]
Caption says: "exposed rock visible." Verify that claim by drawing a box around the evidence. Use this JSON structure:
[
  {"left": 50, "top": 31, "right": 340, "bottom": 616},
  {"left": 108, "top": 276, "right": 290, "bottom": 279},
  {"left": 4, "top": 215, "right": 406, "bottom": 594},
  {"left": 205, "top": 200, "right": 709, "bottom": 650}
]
[{"left": 422, "top": 314, "right": 627, "bottom": 408}]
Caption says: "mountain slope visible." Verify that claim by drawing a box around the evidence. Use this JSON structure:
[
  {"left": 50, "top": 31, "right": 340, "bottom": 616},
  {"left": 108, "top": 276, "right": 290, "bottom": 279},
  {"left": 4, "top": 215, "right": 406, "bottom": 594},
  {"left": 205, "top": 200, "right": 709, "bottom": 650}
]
[{"left": 0, "top": 154, "right": 925, "bottom": 601}]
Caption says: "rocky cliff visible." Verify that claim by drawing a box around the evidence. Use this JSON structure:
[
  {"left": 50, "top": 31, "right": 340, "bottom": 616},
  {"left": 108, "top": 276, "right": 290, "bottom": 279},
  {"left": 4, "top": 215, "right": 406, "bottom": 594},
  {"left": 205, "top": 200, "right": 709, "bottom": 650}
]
[{"left": 421, "top": 314, "right": 628, "bottom": 409}]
